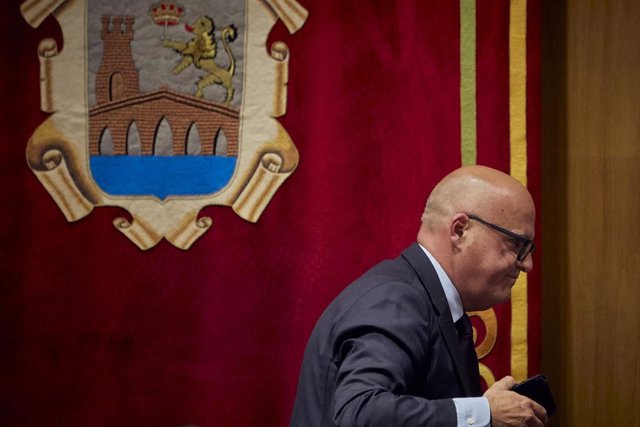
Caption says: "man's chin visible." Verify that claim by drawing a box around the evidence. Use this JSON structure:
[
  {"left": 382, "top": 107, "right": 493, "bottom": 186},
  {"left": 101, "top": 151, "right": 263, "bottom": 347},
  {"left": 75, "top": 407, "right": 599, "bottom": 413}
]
[
  {"left": 493, "top": 288, "right": 513, "bottom": 307},
  {"left": 466, "top": 287, "right": 512, "bottom": 311}
]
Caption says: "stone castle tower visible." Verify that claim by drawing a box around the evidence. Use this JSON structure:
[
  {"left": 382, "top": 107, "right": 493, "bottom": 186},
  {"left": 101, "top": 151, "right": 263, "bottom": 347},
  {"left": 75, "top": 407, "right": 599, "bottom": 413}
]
[{"left": 95, "top": 16, "right": 139, "bottom": 105}]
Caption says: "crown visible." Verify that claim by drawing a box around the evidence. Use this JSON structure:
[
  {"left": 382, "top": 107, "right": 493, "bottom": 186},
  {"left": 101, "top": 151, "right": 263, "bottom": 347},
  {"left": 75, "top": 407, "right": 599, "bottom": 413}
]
[{"left": 149, "top": 2, "right": 185, "bottom": 26}]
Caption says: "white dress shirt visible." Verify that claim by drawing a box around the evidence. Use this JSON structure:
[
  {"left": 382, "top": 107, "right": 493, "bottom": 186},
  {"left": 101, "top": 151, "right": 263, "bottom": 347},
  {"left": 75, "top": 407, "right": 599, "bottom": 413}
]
[{"left": 419, "top": 244, "right": 491, "bottom": 427}]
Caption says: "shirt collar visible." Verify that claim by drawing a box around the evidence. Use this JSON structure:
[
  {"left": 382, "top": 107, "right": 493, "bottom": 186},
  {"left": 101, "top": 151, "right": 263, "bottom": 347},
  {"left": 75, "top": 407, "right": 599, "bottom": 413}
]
[{"left": 418, "top": 243, "right": 464, "bottom": 323}]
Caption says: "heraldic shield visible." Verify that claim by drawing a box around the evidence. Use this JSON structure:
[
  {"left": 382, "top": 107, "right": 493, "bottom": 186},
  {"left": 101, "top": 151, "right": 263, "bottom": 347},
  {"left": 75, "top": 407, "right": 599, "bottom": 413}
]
[{"left": 20, "top": 0, "right": 308, "bottom": 250}]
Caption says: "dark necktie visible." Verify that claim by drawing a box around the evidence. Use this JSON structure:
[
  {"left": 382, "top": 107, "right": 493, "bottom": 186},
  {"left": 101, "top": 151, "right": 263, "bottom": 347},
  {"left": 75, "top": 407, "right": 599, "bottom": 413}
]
[{"left": 455, "top": 313, "right": 482, "bottom": 396}]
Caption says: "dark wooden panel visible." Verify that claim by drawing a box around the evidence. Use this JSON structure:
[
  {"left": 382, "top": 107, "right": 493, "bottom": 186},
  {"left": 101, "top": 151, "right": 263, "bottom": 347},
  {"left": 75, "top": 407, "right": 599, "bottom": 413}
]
[{"left": 542, "top": 0, "right": 640, "bottom": 425}]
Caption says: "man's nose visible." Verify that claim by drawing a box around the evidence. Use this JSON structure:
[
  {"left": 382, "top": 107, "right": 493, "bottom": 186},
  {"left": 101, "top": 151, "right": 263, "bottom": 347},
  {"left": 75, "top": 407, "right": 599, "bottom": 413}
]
[{"left": 517, "top": 254, "right": 534, "bottom": 273}]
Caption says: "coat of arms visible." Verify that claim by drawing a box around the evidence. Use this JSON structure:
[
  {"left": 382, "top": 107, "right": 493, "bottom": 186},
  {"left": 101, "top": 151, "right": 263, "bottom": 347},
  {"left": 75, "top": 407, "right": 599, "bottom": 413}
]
[{"left": 20, "top": 0, "right": 308, "bottom": 249}]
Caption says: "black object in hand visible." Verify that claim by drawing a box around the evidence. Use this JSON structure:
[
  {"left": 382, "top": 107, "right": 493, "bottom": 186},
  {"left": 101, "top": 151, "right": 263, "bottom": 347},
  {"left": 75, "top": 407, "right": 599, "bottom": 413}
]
[{"left": 511, "top": 374, "right": 556, "bottom": 416}]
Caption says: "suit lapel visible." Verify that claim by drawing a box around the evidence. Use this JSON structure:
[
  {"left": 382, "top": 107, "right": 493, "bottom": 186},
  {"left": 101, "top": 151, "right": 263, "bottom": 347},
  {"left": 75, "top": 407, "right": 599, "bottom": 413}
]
[{"left": 401, "top": 243, "right": 476, "bottom": 397}]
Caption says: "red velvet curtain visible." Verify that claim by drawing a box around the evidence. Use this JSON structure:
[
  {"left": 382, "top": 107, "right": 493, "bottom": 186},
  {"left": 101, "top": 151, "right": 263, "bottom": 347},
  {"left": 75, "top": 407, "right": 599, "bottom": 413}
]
[{"left": 0, "top": 1, "right": 540, "bottom": 425}]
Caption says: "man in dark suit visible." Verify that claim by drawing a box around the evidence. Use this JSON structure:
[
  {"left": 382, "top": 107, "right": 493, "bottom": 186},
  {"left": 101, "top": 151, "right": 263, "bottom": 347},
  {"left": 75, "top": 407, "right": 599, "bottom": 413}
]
[{"left": 290, "top": 165, "right": 548, "bottom": 427}]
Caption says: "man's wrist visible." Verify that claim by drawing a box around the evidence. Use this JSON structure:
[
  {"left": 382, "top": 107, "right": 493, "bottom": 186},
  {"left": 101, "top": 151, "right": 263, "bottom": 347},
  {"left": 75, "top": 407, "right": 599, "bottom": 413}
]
[{"left": 452, "top": 396, "right": 491, "bottom": 426}]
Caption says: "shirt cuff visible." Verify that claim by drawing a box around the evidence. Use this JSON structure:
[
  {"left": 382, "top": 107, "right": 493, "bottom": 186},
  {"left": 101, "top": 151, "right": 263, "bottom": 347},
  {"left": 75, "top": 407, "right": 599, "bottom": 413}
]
[{"left": 452, "top": 397, "right": 491, "bottom": 426}]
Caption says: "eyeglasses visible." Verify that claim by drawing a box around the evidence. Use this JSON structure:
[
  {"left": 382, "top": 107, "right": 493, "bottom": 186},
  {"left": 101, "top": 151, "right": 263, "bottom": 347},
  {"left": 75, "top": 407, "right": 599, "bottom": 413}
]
[{"left": 466, "top": 214, "right": 535, "bottom": 262}]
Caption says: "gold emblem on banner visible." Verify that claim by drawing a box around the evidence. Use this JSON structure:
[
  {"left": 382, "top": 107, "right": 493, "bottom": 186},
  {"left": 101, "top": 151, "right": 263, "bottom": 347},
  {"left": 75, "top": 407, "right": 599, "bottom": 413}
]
[
  {"left": 20, "top": 0, "right": 308, "bottom": 250},
  {"left": 469, "top": 308, "right": 498, "bottom": 387}
]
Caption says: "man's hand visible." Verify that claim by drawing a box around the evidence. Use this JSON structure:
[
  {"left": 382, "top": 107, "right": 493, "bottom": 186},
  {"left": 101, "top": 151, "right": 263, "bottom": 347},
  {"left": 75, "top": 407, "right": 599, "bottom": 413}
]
[{"left": 484, "top": 376, "right": 548, "bottom": 426}]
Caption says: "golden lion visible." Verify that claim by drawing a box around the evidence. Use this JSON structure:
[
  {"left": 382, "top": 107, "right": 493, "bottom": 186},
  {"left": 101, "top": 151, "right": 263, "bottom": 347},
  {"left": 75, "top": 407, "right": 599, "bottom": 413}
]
[{"left": 163, "top": 16, "right": 237, "bottom": 103}]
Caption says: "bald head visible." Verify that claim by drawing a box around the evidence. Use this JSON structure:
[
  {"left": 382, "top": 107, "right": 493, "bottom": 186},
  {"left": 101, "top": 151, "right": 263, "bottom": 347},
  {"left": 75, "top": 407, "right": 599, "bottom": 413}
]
[{"left": 421, "top": 165, "right": 534, "bottom": 233}]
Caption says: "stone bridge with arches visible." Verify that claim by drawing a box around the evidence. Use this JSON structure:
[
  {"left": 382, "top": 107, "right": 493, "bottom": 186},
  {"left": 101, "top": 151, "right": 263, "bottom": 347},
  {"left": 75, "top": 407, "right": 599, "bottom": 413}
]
[{"left": 89, "top": 89, "right": 239, "bottom": 156}]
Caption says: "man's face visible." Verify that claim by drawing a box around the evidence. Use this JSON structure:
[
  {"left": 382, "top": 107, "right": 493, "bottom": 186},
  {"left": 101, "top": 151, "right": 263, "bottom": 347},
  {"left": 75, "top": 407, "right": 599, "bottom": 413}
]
[{"left": 457, "top": 208, "right": 535, "bottom": 311}]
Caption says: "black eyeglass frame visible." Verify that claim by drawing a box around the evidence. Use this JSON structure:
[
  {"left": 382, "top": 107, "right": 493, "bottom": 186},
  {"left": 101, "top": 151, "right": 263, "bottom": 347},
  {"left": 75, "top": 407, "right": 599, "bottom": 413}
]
[{"left": 466, "top": 214, "right": 535, "bottom": 262}]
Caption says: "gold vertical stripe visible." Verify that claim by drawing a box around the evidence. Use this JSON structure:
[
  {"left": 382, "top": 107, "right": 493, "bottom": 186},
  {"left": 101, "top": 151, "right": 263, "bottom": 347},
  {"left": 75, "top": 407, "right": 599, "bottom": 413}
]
[
  {"left": 460, "top": 0, "right": 477, "bottom": 166},
  {"left": 461, "top": 2, "right": 503, "bottom": 385},
  {"left": 509, "top": 0, "right": 528, "bottom": 381}
]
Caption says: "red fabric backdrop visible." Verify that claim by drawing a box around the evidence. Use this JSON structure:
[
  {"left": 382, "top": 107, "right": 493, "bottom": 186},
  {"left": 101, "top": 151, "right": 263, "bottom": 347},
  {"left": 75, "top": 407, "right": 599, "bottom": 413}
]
[{"left": 0, "top": 1, "right": 540, "bottom": 425}]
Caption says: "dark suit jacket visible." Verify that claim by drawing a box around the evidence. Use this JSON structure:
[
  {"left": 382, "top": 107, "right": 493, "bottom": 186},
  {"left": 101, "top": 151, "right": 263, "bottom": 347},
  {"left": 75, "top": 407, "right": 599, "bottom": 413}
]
[{"left": 290, "top": 244, "right": 480, "bottom": 427}]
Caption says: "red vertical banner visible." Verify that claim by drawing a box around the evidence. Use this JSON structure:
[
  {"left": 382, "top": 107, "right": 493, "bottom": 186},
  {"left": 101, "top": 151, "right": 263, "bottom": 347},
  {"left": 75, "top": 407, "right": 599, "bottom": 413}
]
[{"left": 0, "top": 1, "right": 540, "bottom": 426}]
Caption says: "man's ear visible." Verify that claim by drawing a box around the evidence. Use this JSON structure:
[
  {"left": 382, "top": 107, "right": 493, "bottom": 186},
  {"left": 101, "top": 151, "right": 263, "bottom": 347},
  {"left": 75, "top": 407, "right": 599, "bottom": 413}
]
[{"left": 450, "top": 213, "right": 469, "bottom": 249}]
